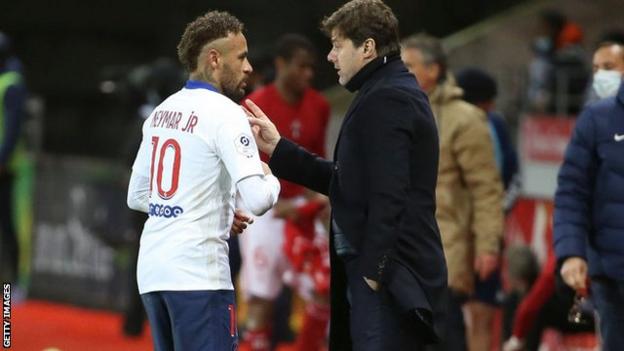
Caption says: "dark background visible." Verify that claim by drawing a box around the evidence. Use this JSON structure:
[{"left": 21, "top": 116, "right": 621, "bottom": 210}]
[{"left": 1, "top": 0, "right": 527, "bottom": 158}]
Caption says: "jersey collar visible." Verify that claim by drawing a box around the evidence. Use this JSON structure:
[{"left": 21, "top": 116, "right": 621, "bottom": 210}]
[{"left": 185, "top": 80, "right": 219, "bottom": 93}]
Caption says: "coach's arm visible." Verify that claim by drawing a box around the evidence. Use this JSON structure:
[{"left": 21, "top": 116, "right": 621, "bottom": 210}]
[{"left": 246, "top": 99, "right": 332, "bottom": 195}]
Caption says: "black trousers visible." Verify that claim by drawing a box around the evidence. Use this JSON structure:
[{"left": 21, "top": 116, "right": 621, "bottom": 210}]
[
  {"left": 425, "top": 290, "right": 467, "bottom": 351},
  {"left": 344, "top": 255, "right": 425, "bottom": 351},
  {"left": 0, "top": 172, "right": 17, "bottom": 282}
]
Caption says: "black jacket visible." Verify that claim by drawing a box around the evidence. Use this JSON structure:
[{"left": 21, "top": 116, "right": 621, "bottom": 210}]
[{"left": 269, "top": 54, "right": 448, "bottom": 349}]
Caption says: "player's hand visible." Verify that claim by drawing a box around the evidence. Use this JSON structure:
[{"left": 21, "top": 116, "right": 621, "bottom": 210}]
[
  {"left": 363, "top": 277, "right": 380, "bottom": 291},
  {"left": 474, "top": 253, "right": 499, "bottom": 281},
  {"left": 560, "top": 257, "right": 588, "bottom": 291},
  {"left": 244, "top": 99, "right": 281, "bottom": 156},
  {"left": 230, "top": 209, "right": 253, "bottom": 236}
]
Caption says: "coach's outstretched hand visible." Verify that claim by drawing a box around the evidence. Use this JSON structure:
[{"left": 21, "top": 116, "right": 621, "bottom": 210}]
[{"left": 243, "top": 99, "right": 281, "bottom": 156}]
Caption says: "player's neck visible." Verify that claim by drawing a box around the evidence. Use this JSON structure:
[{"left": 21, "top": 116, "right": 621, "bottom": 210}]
[
  {"left": 189, "top": 71, "right": 222, "bottom": 93},
  {"left": 275, "top": 79, "right": 303, "bottom": 105}
]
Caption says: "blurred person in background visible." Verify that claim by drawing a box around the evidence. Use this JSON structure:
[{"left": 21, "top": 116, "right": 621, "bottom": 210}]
[
  {"left": 0, "top": 31, "right": 26, "bottom": 285},
  {"left": 502, "top": 228, "right": 596, "bottom": 351},
  {"left": 527, "top": 10, "right": 589, "bottom": 115},
  {"left": 554, "top": 41, "right": 624, "bottom": 350},
  {"left": 240, "top": 33, "right": 331, "bottom": 351},
  {"left": 401, "top": 34, "right": 504, "bottom": 351},
  {"left": 126, "top": 11, "right": 280, "bottom": 350},
  {"left": 455, "top": 67, "right": 520, "bottom": 351},
  {"left": 244, "top": 50, "right": 274, "bottom": 95},
  {"left": 584, "top": 31, "right": 624, "bottom": 104}
]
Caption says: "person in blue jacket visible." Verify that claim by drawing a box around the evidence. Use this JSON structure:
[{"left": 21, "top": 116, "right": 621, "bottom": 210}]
[{"left": 554, "top": 41, "right": 624, "bottom": 350}]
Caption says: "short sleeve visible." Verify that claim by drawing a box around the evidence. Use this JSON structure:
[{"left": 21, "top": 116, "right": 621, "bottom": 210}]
[{"left": 215, "top": 109, "right": 264, "bottom": 183}]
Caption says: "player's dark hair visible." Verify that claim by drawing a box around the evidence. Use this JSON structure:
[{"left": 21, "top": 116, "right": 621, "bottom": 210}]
[
  {"left": 274, "top": 33, "right": 316, "bottom": 62},
  {"left": 321, "top": 0, "right": 400, "bottom": 57},
  {"left": 177, "top": 11, "right": 244, "bottom": 72}
]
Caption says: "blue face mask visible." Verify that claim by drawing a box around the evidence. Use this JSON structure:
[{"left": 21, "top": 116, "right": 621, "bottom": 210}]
[{"left": 592, "top": 69, "right": 622, "bottom": 99}]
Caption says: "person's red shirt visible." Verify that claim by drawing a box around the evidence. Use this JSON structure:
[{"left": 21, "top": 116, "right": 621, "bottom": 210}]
[
  {"left": 246, "top": 84, "right": 330, "bottom": 198},
  {"left": 512, "top": 214, "right": 556, "bottom": 339}
]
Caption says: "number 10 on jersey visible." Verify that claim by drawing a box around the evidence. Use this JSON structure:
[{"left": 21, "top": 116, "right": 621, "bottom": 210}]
[{"left": 150, "top": 136, "right": 182, "bottom": 200}]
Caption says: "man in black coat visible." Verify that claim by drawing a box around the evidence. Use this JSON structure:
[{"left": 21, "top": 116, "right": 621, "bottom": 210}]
[{"left": 246, "top": 1, "right": 447, "bottom": 349}]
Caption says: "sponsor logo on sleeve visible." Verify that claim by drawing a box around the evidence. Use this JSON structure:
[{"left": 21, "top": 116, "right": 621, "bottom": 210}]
[{"left": 234, "top": 134, "right": 255, "bottom": 158}]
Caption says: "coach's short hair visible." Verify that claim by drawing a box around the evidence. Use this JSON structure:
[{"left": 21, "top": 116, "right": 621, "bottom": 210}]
[
  {"left": 402, "top": 33, "right": 448, "bottom": 83},
  {"left": 274, "top": 33, "right": 317, "bottom": 62},
  {"left": 321, "top": 0, "right": 400, "bottom": 57},
  {"left": 177, "top": 11, "right": 244, "bottom": 72}
]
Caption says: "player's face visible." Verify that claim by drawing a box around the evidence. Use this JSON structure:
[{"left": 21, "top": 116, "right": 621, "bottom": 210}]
[
  {"left": 220, "top": 33, "right": 253, "bottom": 101},
  {"left": 282, "top": 49, "right": 315, "bottom": 94},
  {"left": 327, "top": 30, "right": 367, "bottom": 86},
  {"left": 401, "top": 47, "right": 439, "bottom": 93}
]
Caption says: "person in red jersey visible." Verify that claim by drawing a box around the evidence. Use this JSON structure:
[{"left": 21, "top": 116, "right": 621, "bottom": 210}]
[{"left": 239, "top": 33, "right": 331, "bottom": 351}]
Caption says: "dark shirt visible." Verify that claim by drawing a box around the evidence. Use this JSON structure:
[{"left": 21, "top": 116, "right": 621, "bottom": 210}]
[{"left": 0, "top": 65, "right": 26, "bottom": 167}]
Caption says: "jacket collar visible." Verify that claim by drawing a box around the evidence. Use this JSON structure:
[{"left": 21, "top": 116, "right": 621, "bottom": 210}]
[
  {"left": 428, "top": 74, "right": 463, "bottom": 104},
  {"left": 344, "top": 52, "right": 401, "bottom": 93}
]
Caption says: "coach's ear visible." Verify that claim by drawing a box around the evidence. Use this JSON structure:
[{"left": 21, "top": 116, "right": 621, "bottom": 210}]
[{"left": 362, "top": 38, "right": 377, "bottom": 60}]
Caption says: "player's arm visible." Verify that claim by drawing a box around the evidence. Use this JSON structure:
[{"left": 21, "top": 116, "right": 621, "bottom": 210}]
[
  {"left": 127, "top": 130, "right": 151, "bottom": 213},
  {"left": 236, "top": 164, "right": 280, "bottom": 216},
  {"left": 217, "top": 110, "right": 280, "bottom": 216}
]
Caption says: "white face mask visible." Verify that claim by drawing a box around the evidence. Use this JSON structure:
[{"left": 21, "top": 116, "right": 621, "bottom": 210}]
[{"left": 592, "top": 69, "right": 622, "bottom": 99}]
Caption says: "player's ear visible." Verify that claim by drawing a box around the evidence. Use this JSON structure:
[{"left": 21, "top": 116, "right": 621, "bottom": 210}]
[{"left": 206, "top": 48, "right": 221, "bottom": 70}]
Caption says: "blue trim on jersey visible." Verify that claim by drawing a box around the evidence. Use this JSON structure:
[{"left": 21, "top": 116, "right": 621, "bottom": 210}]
[{"left": 185, "top": 80, "right": 219, "bottom": 93}]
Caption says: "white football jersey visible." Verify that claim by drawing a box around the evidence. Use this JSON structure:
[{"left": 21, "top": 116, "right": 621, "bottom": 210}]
[{"left": 131, "top": 81, "right": 263, "bottom": 294}]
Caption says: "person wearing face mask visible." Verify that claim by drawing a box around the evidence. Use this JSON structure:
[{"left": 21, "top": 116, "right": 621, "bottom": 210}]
[
  {"left": 527, "top": 10, "right": 589, "bottom": 115},
  {"left": 554, "top": 41, "right": 624, "bottom": 351},
  {"left": 591, "top": 42, "right": 624, "bottom": 99}
]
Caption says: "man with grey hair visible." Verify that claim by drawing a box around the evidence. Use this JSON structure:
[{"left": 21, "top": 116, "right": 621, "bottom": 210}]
[{"left": 402, "top": 34, "right": 504, "bottom": 351}]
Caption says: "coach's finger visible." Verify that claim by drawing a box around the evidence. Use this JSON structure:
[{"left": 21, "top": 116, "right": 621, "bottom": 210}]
[{"left": 244, "top": 99, "right": 269, "bottom": 120}]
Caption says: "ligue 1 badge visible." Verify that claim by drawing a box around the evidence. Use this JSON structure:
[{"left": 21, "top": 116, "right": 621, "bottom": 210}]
[{"left": 235, "top": 133, "right": 255, "bottom": 158}]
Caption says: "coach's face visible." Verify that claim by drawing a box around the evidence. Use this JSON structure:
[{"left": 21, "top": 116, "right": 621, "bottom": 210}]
[
  {"left": 327, "top": 29, "right": 371, "bottom": 86},
  {"left": 218, "top": 32, "right": 253, "bottom": 101}
]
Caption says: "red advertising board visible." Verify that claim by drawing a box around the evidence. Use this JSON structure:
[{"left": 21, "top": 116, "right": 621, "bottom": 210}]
[{"left": 521, "top": 116, "right": 576, "bottom": 163}]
